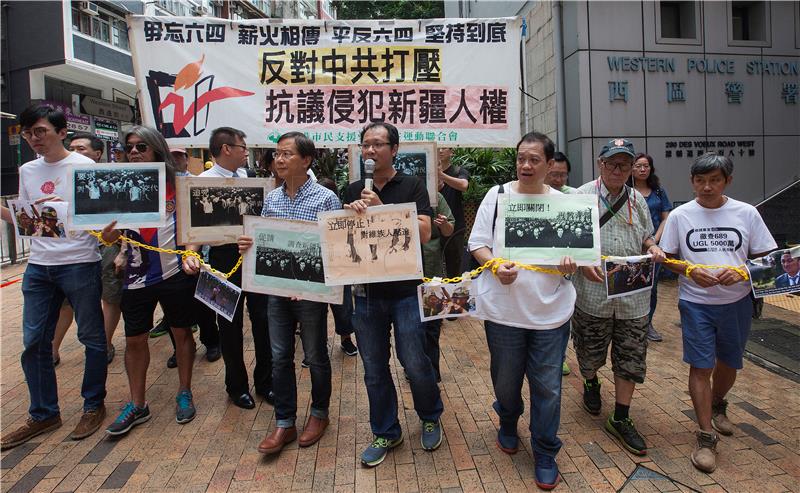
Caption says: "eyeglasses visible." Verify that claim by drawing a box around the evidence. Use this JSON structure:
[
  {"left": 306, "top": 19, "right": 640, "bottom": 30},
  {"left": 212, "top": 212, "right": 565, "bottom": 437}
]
[
  {"left": 125, "top": 142, "right": 149, "bottom": 154},
  {"left": 358, "top": 142, "right": 390, "bottom": 151},
  {"left": 226, "top": 143, "right": 248, "bottom": 151},
  {"left": 274, "top": 151, "right": 296, "bottom": 160},
  {"left": 21, "top": 127, "right": 50, "bottom": 139},
  {"left": 602, "top": 160, "right": 632, "bottom": 173}
]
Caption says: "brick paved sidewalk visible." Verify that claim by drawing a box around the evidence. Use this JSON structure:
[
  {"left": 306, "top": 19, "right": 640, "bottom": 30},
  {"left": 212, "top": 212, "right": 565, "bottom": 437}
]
[{"left": 2, "top": 261, "right": 799, "bottom": 492}]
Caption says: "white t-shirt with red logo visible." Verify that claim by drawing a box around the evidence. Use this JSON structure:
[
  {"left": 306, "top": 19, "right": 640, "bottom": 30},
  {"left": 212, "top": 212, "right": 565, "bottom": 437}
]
[
  {"left": 660, "top": 197, "right": 777, "bottom": 305},
  {"left": 18, "top": 152, "right": 101, "bottom": 266}
]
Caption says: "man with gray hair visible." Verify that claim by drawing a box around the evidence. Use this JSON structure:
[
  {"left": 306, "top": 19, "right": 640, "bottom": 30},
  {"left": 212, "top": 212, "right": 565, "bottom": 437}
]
[{"left": 660, "top": 154, "right": 775, "bottom": 473}]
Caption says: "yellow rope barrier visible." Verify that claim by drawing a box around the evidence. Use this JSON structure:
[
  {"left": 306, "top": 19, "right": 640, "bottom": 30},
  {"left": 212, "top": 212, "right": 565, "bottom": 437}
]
[
  {"left": 88, "top": 231, "right": 243, "bottom": 280},
  {"left": 90, "top": 231, "right": 748, "bottom": 285}
]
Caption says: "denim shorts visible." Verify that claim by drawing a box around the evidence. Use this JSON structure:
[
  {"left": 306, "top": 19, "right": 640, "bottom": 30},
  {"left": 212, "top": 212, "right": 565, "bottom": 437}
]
[
  {"left": 121, "top": 271, "right": 197, "bottom": 336},
  {"left": 678, "top": 295, "right": 753, "bottom": 369}
]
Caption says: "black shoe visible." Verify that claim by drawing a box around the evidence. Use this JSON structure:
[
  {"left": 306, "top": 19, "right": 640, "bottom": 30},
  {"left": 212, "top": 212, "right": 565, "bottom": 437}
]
[
  {"left": 301, "top": 359, "right": 310, "bottom": 368},
  {"left": 231, "top": 392, "right": 256, "bottom": 410},
  {"left": 256, "top": 389, "right": 275, "bottom": 405},
  {"left": 340, "top": 338, "right": 358, "bottom": 356},
  {"left": 646, "top": 324, "right": 663, "bottom": 342},
  {"left": 605, "top": 415, "right": 647, "bottom": 456},
  {"left": 166, "top": 353, "right": 177, "bottom": 369},
  {"left": 583, "top": 379, "right": 601, "bottom": 415},
  {"left": 149, "top": 318, "right": 169, "bottom": 338},
  {"left": 206, "top": 345, "right": 221, "bottom": 362}
]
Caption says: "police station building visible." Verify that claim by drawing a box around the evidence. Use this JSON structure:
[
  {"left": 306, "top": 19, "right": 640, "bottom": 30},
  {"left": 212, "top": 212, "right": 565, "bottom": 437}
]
[{"left": 447, "top": 0, "right": 800, "bottom": 209}]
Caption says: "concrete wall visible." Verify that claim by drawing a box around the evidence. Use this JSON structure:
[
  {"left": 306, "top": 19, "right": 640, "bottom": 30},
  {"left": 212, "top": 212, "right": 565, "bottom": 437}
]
[{"left": 522, "top": 1, "right": 558, "bottom": 141}]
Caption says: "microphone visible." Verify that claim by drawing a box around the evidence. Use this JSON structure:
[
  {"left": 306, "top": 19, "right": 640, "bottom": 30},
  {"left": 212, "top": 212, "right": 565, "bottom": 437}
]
[{"left": 364, "top": 158, "right": 375, "bottom": 192}]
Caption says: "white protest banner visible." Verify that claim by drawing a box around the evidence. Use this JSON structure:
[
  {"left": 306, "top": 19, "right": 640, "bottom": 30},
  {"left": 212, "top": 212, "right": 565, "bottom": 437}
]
[{"left": 127, "top": 16, "right": 522, "bottom": 148}]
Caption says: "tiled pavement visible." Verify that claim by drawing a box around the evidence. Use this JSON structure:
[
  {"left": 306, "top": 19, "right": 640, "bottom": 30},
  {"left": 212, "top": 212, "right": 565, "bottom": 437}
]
[{"left": 1, "top": 260, "right": 799, "bottom": 492}]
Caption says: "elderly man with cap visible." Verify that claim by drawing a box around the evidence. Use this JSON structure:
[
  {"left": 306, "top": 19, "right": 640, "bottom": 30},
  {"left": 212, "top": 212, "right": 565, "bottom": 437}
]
[
  {"left": 170, "top": 148, "right": 191, "bottom": 176},
  {"left": 572, "top": 138, "right": 665, "bottom": 457}
]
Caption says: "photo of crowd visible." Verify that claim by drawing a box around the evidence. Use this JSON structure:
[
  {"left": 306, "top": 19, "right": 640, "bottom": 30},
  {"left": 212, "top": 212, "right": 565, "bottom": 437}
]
[
  {"left": 189, "top": 186, "right": 264, "bottom": 227},
  {"left": 418, "top": 281, "right": 476, "bottom": 322},
  {"left": 604, "top": 256, "right": 655, "bottom": 299},
  {"left": 194, "top": 270, "right": 242, "bottom": 322},
  {"left": 255, "top": 244, "right": 325, "bottom": 284},
  {"left": 8, "top": 200, "right": 67, "bottom": 239},
  {"left": 73, "top": 168, "right": 160, "bottom": 214},
  {"left": 505, "top": 207, "right": 594, "bottom": 248}
]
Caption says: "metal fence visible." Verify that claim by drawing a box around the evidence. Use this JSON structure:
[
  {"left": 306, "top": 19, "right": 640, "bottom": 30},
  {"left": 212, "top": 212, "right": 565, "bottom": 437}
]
[{"left": 1, "top": 195, "right": 30, "bottom": 265}]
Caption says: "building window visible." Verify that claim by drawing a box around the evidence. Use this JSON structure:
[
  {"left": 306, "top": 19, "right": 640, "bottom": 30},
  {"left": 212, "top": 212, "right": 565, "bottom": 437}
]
[
  {"left": 71, "top": 4, "right": 130, "bottom": 51},
  {"left": 656, "top": 1, "right": 701, "bottom": 44},
  {"left": 728, "top": 1, "right": 770, "bottom": 46}
]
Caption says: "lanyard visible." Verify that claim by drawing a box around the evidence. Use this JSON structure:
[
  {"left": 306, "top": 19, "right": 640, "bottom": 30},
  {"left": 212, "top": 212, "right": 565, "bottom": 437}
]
[{"left": 596, "top": 179, "right": 632, "bottom": 225}]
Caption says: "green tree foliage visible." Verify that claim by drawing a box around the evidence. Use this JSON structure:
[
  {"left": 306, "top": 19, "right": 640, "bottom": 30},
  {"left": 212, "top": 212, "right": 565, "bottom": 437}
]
[
  {"left": 332, "top": 1, "right": 444, "bottom": 20},
  {"left": 452, "top": 148, "right": 517, "bottom": 204}
]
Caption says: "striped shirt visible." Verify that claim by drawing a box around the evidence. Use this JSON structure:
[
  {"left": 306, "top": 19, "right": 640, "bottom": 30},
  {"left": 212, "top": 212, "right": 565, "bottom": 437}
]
[
  {"left": 262, "top": 177, "right": 341, "bottom": 221},
  {"left": 572, "top": 179, "right": 655, "bottom": 319}
]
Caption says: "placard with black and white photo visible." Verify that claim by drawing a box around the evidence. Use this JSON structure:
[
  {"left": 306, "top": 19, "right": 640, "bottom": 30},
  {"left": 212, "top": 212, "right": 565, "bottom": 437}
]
[
  {"left": 242, "top": 216, "right": 343, "bottom": 304},
  {"left": 194, "top": 268, "right": 242, "bottom": 322},
  {"left": 495, "top": 194, "right": 601, "bottom": 266},
  {"left": 176, "top": 176, "right": 274, "bottom": 245},
  {"left": 604, "top": 255, "right": 655, "bottom": 299},
  {"left": 348, "top": 142, "right": 437, "bottom": 205},
  {"left": 67, "top": 162, "right": 166, "bottom": 230},
  {"left": 8, "top": 200, "right": 70, "bottom": 240}
]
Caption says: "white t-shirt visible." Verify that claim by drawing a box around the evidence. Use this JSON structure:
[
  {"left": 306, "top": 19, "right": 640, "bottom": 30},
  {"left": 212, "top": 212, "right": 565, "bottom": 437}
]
[
  {"left": 467, "top": 182, "right": 576, "bottom": 330},
  {"left": 660, "top": 197, "right": 776, "bottom": 305},
  {"left": 18, "top": 152, "right": 101, "bottom": 266}
]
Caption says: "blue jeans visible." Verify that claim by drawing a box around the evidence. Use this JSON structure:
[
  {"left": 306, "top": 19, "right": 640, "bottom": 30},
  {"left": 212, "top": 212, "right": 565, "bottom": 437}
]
[
  {"left": 21, "top": 262, "right": 107, "bottom": 420},
  {"left": 268, "top": 297, "right": 331, "bottom": 428},
  {"left": 330, "top": 285, "right": 354, "bottom": 337},
  {"left": 484, "top": 320, "right": 569, "bottom": 458},
  {"left": 353, "top": 294, "right": 443, "bottom": 440},
  {"left": 648, "top": 264, "right": 661, "bottom": 324}
]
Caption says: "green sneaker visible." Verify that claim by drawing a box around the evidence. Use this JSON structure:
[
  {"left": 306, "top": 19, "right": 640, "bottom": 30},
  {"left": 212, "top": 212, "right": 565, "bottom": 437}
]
[
  {"left": 149, "top": 318, "right": 168, "bottom": 338},
  {"left": 360, "top": 434, "right": 403, "bottom": 467},
  {"left": 562, "top": 361, "right": 571, "bottom": 376},
  {"left": 605, "top": 415, "right": 647, "bottom": 456}
]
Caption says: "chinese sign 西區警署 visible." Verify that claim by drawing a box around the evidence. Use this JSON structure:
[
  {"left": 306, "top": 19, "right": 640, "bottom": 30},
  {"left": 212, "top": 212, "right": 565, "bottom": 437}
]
[{"left": 127, "top": 17, "right": 522, "bottom": 148}]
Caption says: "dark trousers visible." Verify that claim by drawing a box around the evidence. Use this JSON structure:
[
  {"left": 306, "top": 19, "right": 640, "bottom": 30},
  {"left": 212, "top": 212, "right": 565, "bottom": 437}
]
[
  {"left": 330, "top": 285, "right": 354, "bottom": 337},
  {"left": 209, "top": 245, "right": 272, "bottom": 396},
  {"left": 423, "top": 319, "right": 442, "bottom": 382},
  {"left": 441, "top": 230, "right": 466, "bottom": 279}
]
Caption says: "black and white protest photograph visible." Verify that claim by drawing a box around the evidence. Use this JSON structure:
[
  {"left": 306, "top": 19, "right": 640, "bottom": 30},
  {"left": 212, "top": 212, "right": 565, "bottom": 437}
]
[
  {"left": 188, "top": 186, "right": 264, "bottom": 227},
  {"left": 504, "top": 207, "right": 594, "bottom": 248},
  {"left": 604, "top": 255, "right": 655, "bottom": 299},
  {"left": 348, "top": 142, "right": 438, "bottom": 204},
  {"left": 73, "top": 168, "right": 159, "bottom": 214},
  {"left": 255, "top": 245, "right": 325, "bottom": 284},
  {"left": 67, "top": 162, "right": 166, "bottom": 230},
  {"left": 176, "top": 176, "right": 274, "bottom": 245},
  {"left": 194, "top": 269, "right": 242, "bottom": 322}
]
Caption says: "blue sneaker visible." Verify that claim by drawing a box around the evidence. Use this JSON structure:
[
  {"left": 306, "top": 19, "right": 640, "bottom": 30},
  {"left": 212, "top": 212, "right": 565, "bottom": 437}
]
[
  {"left": 175, "top": 390, "right": 196, "bottom": 424},
  {"left": 360, "top": 434, "right": 403, "bottom": 467},
  {"left": 534, "top": 453, "right": 561, "bottom": 490},
  {"left": 106, "top": 402, "right": 150, "bottom": 436},
  {"left": 421, "top": 419, "right": 443, "bottom": 451},
  {"left": 496, "top": 427, "right": 519, "bottom": 455}
]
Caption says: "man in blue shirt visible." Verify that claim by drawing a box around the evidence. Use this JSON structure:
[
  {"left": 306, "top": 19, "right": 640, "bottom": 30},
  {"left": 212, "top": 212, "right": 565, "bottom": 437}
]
[{"left": 239, "top": 132, "right": 340, "bottom": 455}]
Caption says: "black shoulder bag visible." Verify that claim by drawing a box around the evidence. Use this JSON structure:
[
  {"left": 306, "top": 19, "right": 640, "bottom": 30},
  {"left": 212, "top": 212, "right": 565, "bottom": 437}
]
[
  {"left": 599, "top": 185, "right": 629, "bottom": 228},
  {"left": 466, "top": 184, "right": 504, "bottom": 270}
]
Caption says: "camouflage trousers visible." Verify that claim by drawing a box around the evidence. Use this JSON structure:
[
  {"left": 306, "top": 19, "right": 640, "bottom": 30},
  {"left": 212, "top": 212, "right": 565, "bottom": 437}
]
[{"left": 571, "top": 307, "right": 649, "bottom": 384}]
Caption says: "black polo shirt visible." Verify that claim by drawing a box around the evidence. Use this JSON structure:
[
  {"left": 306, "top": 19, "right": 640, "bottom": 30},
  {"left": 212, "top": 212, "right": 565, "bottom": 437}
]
[
  {"left": 440, "top": 164, "right": 469, "bottom": 231},
  {"left": 343, "top": 174, "right": 432, "bottom": 299}
]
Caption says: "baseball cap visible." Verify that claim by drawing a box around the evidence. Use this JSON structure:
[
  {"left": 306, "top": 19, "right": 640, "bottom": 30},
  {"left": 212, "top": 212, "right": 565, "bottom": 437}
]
[
  {"left": 112, "top": 142, "right": 124, "bottom": 152},
  {"left": 170, "top": 147, "right": 188, "bottom": 155},
  {"left": 598, "top": 138, "right": 635, "bottom": 158}
]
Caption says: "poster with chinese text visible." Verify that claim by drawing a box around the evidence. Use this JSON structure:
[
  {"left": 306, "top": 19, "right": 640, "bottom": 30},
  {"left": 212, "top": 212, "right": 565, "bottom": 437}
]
[{"left": 318, "top": 203, "right": 423, "bottom": 285}]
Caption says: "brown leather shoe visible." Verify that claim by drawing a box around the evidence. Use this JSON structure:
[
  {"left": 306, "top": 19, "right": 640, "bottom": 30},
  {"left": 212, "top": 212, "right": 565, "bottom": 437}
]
[
  {"left": 1, "top": 415, "right": 62, "bottom": 450},
  {"left": 257, "top": 426, "right": 297, "bottom": 454},
  {"left": 299, "top": 416, "right": 329, "bottom": 447},
  {"left": 69, "top": 405, "right": 106, "bottom": 440}
]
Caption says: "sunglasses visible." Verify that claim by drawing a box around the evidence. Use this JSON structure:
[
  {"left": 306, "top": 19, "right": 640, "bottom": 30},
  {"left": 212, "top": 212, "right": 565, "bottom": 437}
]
[{"left": 125, "top": 142, "right": 149, "bottom": 154}]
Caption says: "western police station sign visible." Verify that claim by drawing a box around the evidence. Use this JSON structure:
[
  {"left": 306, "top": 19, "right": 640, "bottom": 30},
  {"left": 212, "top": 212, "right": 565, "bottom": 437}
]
[{"left": 127, "top": 16, "right": 523, "bottom": 148}]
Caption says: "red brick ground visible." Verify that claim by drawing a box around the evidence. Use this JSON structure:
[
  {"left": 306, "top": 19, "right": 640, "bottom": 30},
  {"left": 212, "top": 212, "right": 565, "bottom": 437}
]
[{"left": 1, "top": 261, "right": 798, "bottom": 492}]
